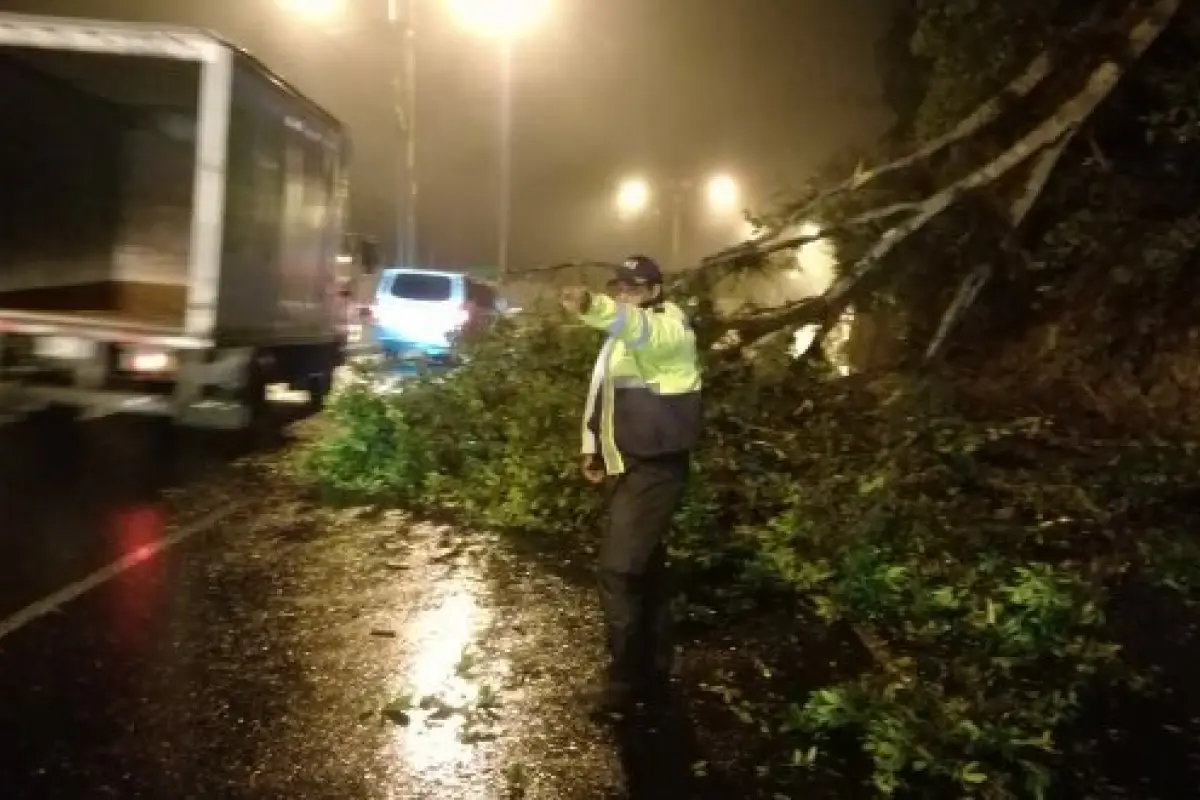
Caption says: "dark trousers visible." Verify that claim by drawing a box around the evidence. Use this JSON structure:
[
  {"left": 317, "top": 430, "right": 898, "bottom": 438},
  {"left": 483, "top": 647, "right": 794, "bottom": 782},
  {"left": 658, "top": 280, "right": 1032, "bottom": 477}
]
[{"left": 597, "top": 452, "right": 690, "bottom": 691}]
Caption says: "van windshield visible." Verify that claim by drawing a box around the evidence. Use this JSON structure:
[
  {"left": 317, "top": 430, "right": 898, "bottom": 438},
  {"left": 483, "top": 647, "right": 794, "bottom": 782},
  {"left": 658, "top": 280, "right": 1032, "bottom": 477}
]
[{"left": 390, "top": 272, "right": 452, "bottom": 302}]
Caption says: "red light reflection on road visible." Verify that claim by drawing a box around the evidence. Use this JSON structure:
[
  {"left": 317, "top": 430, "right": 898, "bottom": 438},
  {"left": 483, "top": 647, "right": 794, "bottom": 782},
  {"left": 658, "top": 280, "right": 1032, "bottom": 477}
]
[{"left": 107, "top": 504, "right": 166, "bottom": 648}]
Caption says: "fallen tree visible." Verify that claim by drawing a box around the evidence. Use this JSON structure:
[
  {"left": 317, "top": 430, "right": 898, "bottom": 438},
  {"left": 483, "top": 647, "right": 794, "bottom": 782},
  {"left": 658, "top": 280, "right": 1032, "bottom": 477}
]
[
  {"left": 689, "top": 0, "right": 1184, "bottom": 359},
  {"left": 304, "top": 1, "right": 1200, "bottom": 796}
]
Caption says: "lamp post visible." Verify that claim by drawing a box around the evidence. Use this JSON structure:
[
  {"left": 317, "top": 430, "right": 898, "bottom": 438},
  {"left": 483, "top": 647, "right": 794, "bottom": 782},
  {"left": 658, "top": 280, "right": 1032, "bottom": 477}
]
[
  {"left": 447, "top": 0, "right": 548, "bottom": 284},
  {"left": 614, "top": 173, "right": 741, "bottom": 269},
  {"left": 387, "top": 0, "right": 418, "bottom": 267},
  {"left": 278, "top": 0, "right": 548, "bottom": 275}
]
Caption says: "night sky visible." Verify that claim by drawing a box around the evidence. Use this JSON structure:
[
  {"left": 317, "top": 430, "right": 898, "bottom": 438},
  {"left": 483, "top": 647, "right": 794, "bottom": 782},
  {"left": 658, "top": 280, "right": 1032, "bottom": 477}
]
[{"left": 0, "top": 0, "right": 895, "bottom": 270}]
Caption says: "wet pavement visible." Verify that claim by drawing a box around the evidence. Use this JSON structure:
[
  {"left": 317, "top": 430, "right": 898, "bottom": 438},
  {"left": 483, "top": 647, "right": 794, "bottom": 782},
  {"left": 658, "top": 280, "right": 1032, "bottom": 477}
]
[
  {"left": 0, "top": 406, "right": 730, "bottom": 799},
  {"left": 11, "top": 400, "right": 1198, "bottom": 798}
]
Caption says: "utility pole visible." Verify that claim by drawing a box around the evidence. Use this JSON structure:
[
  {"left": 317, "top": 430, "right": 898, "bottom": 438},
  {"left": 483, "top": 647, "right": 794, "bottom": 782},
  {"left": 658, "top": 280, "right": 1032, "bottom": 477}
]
[
  {"left": 388, "top": 0, "right": 418, "bottom": 266},
  {"left": 497, "top": 40, "right": 513, "bottom": 283},
  {"left": 402, "top": 0, "right": 418, "bottom": 266}
]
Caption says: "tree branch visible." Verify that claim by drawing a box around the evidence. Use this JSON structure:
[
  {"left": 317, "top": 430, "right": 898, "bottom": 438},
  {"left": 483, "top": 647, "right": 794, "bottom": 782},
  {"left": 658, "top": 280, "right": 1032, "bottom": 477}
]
[
  {"left": 826, "top": 0, "right": 1180, "bottom": 304},
  {"left": 724, "top": 0, "right": 1182, "bottom": 351},
  {"left": 781, "top": 51, "right": 1056, "bottom": 222},
  {"left": 508, "top": 260, "right": 621, "bottom": 279},
  {"left": 694, "top": 200, "right": 920, "bottom": 276},
  {"left": 777, "top": 3, "right": 1128, "bottom": 228},
  {"left": 923, "top": 263, "right": 994, "bottom": 361},
  {"left": 921, "top": 0, "right": 1181, "bottom": 361},
  {"left": 922, "top": 136, "right": 1074, "bottom": 362},
  {"left": 1004, "top": 129, "right": 1077, "bottom": 226}
]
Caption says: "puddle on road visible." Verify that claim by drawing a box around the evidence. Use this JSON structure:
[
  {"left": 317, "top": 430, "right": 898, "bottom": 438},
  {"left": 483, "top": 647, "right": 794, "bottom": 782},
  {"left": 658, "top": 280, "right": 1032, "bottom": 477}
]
[
  {"left": 385, "top": 572, "right": 494, "bottom": 773},
  {"left": 281, "top": 513, "right": 622, "bottom": 799}
]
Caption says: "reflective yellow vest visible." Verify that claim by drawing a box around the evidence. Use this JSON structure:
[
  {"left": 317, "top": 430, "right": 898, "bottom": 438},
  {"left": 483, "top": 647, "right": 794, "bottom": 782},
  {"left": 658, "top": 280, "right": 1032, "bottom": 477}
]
[{"left": 578, "top": 294, "right": 702, "bottom": 475}]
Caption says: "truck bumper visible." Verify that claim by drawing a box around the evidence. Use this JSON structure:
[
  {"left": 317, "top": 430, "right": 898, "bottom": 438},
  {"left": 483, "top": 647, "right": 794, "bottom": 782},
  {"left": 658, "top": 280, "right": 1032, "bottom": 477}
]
[{"left": 0, "top": 383, "right": 250, "bottom": 429}]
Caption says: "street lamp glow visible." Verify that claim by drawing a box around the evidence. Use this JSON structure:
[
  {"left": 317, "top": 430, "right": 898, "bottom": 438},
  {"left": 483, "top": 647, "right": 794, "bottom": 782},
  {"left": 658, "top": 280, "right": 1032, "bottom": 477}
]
[
  {"left": 615, "top": 177, "right": 651, "bottom": 218},
  {"left": 447, "top": 0, "right": 549, "bottom": 38},
  {"left": 705, "top": 173, "right": 739, "bottom": 213},
  {"left": 276, "top": 0, "right": 344, "bottom": 21}
]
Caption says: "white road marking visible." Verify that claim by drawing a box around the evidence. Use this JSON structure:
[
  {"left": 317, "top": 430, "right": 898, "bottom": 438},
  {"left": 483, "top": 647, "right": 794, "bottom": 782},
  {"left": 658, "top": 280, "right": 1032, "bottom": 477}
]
[{"left": 0, "top": 503, "right": 245, "bottom": 643}]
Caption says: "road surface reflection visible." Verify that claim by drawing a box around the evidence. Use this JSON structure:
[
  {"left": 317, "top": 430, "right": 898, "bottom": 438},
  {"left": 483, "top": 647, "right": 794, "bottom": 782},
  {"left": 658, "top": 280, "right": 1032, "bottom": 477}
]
[{"left": 389, "top": 575, "right": 492, "bottom": 772}]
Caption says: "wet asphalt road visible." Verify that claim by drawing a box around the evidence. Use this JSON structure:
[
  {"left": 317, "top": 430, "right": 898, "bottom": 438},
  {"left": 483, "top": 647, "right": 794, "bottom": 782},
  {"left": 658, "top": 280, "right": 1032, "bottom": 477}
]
[{"left": 0, "top": 402, "right": 726, "bottom": 800}]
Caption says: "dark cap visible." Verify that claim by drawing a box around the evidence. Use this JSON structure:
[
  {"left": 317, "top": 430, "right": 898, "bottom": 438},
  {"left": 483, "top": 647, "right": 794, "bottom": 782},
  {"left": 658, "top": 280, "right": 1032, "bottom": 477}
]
[{"left": 611, "top": 254, "right": 663, "bottom": 287}]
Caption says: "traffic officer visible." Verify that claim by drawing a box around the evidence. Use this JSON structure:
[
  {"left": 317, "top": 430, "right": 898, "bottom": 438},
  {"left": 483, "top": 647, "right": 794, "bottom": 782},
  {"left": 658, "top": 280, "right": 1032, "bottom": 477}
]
[{"left": 560, "top": 254, "right": 703, "bottom": 714}]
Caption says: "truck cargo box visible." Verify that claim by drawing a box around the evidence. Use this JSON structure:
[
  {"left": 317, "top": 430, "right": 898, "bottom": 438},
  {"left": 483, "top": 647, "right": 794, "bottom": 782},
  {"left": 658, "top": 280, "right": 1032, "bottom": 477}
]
[
  {"left": 0, "top": 14, "right": 353, "bottom": 427},
  {"left": 0, "top": 14, "right": 349, "bottom": 347},
  {"left": 0, "top": 44, "right": 196, "bottom": 327}
]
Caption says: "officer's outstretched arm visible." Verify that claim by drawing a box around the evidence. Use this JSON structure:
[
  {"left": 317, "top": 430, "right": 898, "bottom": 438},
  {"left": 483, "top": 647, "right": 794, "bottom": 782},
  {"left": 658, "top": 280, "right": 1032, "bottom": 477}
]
[{"left": 578, "top": 294, "right": 686, "bottom": 353}]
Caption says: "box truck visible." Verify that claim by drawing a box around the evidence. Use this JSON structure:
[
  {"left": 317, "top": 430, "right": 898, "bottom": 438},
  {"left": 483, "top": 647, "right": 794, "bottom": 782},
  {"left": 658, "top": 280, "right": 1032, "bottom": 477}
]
[{"left": 0, "top": 12, "right": 356, "bottom": 428}]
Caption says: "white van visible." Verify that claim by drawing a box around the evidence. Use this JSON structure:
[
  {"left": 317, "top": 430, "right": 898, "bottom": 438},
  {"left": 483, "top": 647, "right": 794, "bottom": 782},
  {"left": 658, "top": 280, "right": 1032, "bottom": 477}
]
[{"left": 368, "top": 268, "right": 502, "bottom": 361}]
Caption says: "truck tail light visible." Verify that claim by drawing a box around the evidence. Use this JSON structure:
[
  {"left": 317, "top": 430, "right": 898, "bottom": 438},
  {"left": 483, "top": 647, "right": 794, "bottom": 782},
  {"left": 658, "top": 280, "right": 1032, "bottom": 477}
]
[{"left": 121, "top": 349, "right": 175, "bottom": 374}]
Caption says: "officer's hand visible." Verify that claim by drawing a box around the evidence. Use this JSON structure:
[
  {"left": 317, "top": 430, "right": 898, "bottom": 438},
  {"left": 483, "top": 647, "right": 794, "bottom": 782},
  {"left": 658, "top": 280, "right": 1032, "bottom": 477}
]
[
  {"left": 580, "top": 454, "right": 606, "bottom": 485},
  {"left": 560, "top": 286, "right": 592, "bottom": 315}
]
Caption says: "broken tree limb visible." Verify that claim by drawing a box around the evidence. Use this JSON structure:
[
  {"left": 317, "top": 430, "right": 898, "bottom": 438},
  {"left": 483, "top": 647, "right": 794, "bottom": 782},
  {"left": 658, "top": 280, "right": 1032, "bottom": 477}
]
[
  {"left": 922, "top": 137, "right": 1075, "bottom": 362},
  {"left": 777, "top": 4, "right": 1125, "bottom": 230},
  {"left": 780, "top": 52, "right": 1056, "bottom": 223},
  {"left": 924, "top": 263, "right": 994, "bottom": 361},
  {"left": 821, "top": 0, "right": 1180, "bottom": 307},
  {"left": 508, "top": 259, "right": 621, "bottom": 279},
  {"left": 688, "top": 3, "right": 1162, "bottom": 288},
  {"left": 694, "top": 200, "right": 921, "bottom": 277},
  {"left": 1004, "top": 128, "right": 1078, "bottom": 226},
  {"left": 726, "top": 0, "right": 1182, "bottom": 351}
]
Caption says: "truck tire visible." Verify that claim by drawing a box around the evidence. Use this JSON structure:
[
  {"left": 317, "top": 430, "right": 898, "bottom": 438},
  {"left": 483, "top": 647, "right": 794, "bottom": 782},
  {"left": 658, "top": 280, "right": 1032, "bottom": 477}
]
[
  {"left": 306, "top": 369, "right": 333, "bottom": 411},
  {"left": 242, "top": 356, "right": 269, "bottom": 430}
]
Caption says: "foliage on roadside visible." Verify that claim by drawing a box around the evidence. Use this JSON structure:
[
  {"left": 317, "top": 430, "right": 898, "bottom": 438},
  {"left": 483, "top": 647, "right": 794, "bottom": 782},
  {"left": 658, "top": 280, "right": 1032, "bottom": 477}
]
[
  {"left": 706, "top": 363, "right": 1200, "bottom": 797},
  {"left": 304, "top": 319, "right": 596, "bottom": 532},
  {"left": 301, "top": 320, "right": 1200, "bottom": 797}
]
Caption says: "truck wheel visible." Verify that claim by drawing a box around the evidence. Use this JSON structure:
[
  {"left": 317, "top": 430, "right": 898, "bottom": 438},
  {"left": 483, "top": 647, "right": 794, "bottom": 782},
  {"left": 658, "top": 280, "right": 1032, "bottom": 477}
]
[
  {"left": 242, "top": 357, "right": 269, "bottom": 429},
  {"left": 306, "top": 369, "right": 334, "bottom": 411}
]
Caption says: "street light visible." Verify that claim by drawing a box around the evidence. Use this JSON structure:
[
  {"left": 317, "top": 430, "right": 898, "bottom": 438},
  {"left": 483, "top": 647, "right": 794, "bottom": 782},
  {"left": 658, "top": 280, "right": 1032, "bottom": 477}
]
[
  {"left": 705, "top": 173, "right": 739, "bottom": 214},
  {"left": 615, "top": 177, "right": 651, "bottom": 219},
  {"left": 613, "top": 173, "right": 741, "bottom": 268},
  {"left": 276, "top": 0, "right": 344, "bottom": 21},
  {"left": 277, "top": 0, "right": 548, "bottom": 277},
  {"left": 446, "top": 0, "right": 549, "bottom": 37}
]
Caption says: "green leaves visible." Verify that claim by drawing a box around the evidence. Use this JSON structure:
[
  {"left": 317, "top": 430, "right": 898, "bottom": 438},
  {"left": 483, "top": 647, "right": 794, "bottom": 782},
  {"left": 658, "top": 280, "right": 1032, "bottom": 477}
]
[
  {"left": 716, "top": 379, "right": 1200, "bottom": 796},
  {"left": 302, "top": 317, "right": 598, "bottom": 532}
]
